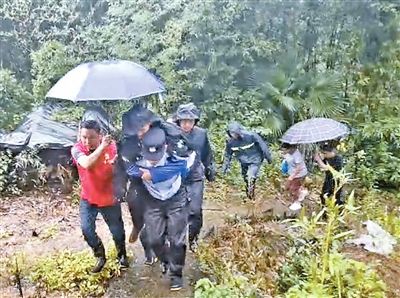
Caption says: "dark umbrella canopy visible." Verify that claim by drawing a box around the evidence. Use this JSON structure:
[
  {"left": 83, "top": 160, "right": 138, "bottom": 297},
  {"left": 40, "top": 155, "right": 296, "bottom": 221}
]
[
  {"left": 46, "top": 60, "right": 166, "bottom": 102},
  {"left": 280, "top": 118, "right": 349, "bottom": 144}
]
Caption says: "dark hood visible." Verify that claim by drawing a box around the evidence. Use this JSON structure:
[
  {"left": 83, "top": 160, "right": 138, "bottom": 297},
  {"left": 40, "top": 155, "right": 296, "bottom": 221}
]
[
  {"left": 122, "top": 104, "right": 161, "bottom": 137},
  {"left": 227, "top": 121, "right": 245, "bottom": 138}
]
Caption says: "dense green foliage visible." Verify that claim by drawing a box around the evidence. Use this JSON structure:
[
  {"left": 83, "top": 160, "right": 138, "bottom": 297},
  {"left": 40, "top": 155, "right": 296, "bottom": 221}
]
[{"left": 1, "top": 0, "right": 399, "bottom": 188}]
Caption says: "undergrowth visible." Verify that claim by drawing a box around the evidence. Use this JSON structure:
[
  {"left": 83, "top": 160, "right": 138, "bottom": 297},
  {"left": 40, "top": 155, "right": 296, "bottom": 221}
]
[
  {"left": 2, "top": 246, "right": 126, "bottom": 297},
  {"left": 197, "top": 168, "right": 389, "bottom": 298}
]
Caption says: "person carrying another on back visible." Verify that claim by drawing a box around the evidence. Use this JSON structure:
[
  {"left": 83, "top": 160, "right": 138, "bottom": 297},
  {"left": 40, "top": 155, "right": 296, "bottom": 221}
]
[
  {"left": 175, "top": 103, "right": 215, "bottom": 251},
  {"left": 126, "top": 127, "right": 195, "bottom": 291},
  {"left": 222, "top": 121, "right": 272, "bottom": 200},
  {"left": 71, "top": 120, "right": 128, "bottom": 273},
  {"left": 114, "top": 104, "right": 195, "bottom": 265},
  {"left": 314, "top": 143, "right": 344, "bottom": 206},
  {"left": 280, "top": 143, "right": 308, "bottom": 211}
]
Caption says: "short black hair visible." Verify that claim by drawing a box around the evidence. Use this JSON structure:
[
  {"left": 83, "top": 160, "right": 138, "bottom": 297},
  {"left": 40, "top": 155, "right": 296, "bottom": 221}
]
[
  {"left": 320, "top": 144, "right": 335, "bottom": 152},
  {"left": 281, "top": 143, "right": 296, "bottom": 149},
  {"left": 80, "top": 120, "right": 101, "bottom": 133}
]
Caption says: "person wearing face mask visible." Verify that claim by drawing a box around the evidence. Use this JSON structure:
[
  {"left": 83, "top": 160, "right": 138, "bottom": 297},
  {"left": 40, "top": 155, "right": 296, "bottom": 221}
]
[
  {"left": 71, "top": 120, "right": 128, "bottom": 273},
  {"left": 174, "top": 103, "right": 215, "bottom": 251}
]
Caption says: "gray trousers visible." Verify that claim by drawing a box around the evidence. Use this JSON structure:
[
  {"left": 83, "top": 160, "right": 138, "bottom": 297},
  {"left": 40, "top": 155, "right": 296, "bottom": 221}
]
[
  {"left": 240, "top": 163, "right": 261, "bottom": 182},
  {"left": 187, "top": 180, "right": 204, "bottom": 242},
  {"left": 143, "top": 187, "right": 189, "bottom": 278}
]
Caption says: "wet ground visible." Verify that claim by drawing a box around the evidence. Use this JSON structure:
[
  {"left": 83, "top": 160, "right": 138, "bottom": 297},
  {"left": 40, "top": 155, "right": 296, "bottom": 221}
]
[
  {"left": 0, "top": 186, "right": 277, "bottom": 298},
  {"left": 1, "top": 185, "right": 398, "bottom": 297}
]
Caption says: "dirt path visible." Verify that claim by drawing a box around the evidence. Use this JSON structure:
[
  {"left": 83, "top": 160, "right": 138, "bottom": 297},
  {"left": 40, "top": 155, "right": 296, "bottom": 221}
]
[{"left": 0, "top": 188, "right": 267, "bottom": 298}]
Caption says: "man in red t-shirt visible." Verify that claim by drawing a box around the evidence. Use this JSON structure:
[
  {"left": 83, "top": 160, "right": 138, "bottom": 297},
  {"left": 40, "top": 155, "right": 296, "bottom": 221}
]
[{"left": 71, "top": 120, "right": 128, "bottom": 273}]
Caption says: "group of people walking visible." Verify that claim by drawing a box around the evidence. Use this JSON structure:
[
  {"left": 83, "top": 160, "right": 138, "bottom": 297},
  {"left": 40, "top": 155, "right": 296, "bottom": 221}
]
[{"left": 71, "top": 102, "right": 344, "bottom": 291}]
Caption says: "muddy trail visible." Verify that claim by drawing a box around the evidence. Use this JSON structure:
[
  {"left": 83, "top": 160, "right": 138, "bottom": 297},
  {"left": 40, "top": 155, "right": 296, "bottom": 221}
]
[
  {"left": 1, "top": 186, "right": 399, "bottom": 297},
  {"left": 0, "top": 186, "right": 284, "bottom": 298}
]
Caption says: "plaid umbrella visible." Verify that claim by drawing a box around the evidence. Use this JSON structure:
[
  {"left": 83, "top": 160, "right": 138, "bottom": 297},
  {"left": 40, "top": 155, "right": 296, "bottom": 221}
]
[{"left": 280, "top": 118, "right": 349, "bottom": 144}]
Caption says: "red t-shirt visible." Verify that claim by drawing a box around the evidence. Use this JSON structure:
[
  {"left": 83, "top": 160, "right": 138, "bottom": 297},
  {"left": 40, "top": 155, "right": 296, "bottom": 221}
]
[{"left": 71, "top": 141, "right": 117, "bottom": 207}]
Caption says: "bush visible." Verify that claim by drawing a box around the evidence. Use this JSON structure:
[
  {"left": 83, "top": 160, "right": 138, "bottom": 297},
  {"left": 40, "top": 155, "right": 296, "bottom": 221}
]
[
  {"left": 0, "top": 69, "right": 33, "bottom": 131},
  {"left": 0, "top": 149, "right": 47, "bottom": 195},
  {"left": 195, "top": 276, "right": 257, "bottom": 298},
  {"left": 346, "top": 119, "right": 400, "bottom": 189},
  {"left": 278, "top": 185, "right": 387, "bottom": 297},
  {"left": 31, "top": 41, "right": 76, "bottom": 101},
  {"left": 30, "top": 247, "right": 124, "bottom": 297}
]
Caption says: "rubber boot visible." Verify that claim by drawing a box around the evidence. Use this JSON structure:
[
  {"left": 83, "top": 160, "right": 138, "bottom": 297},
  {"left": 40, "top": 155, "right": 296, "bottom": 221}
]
[
  {"left": 129, "top": 225, "right": 139, "bottom": 243},
  {"left": 116, "top": 242, "right": 129, "bottom": 268},
  {"left": 248, "top": 178, "right": 257, "bottom": 200},
  {"left": 92, "top": 243, "right": 106, "bottom": 273},
  {"left": 243, "top": 176, "right": 249, "bottom": 201}
]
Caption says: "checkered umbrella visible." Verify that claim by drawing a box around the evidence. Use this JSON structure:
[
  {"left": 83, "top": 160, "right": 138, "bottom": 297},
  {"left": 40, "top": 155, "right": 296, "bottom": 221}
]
[{"left": 280, "top": 118, "right": 349, "bottom": 144}]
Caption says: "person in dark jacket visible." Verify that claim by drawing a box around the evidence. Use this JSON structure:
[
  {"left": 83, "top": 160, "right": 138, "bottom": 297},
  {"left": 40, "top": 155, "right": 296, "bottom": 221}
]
[
  {"left": 222, "top": 121, "right": 272, "bottom": 200},
  {"left": 314, "top": 143, "right": 344, "bottom": 206},
  {"left": 127, "top": 127, "right": 194, "bottom": 291},
  {"left": 113, "top": 104, "right": 194, "bottom": 264},
  {"left": 174, "top": 103, "right": 215, "bottom": 251}
]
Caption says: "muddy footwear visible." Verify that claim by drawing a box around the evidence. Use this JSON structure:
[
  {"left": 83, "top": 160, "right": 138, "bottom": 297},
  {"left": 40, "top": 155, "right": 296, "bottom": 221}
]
[
  {"left": 118, "top": 254, "right": 130, "bottom": 268},
  {"left": 189, "top": 239, "right": 198, "bottom": 253},
  {"left": 129, "top": 226, "right": 139, "bottom": 243},
  {"left": 92, "top": 243, "right": 106, "bottom": 273},
  {"left": 161, "top": 262, "right": 169, "bottom": 275},
  {"left": 289, "top": 201, "right": 302, "bottom": 211},
  {"left": 170, "top": 276, "right": 183, "bottom": 291},
  {"left": 116, "top": 243, "right": 129, "bottom": 269},
  {"left": 144, "top": 256, "right": 158, "bottom": 266},
  {"left": 247, "top": 178, "right": 257, "bottom": 200}
]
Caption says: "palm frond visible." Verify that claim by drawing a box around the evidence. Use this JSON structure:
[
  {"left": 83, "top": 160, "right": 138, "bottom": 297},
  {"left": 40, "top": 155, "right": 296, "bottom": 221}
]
[{"left": 277, "top": 95, "right": 297, "bottom": 112}]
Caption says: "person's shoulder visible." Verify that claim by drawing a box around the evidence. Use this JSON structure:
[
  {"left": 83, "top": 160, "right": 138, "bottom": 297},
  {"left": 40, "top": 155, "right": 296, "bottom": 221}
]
[
  {"left": 334, "top": 153, "right": 344, "bottom": 163},
  {"left": 71, "top": 142, "right": 86, "bottom": 160},
  {"left": 71, "top": 142, "right": 83, "bottom": 153},
  {"left": 107, "top": 142, "right": 117, "bottom": 155},
  {"left": 193, "top": 126, "right": 206, "bottom": 134},
  {"left": 294, "top": 149, "right": 305, "bottom": 160}
]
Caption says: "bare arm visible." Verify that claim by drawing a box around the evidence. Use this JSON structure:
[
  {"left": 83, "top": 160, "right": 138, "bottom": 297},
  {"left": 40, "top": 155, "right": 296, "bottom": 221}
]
[{"left": 314, "top": 152, "right": 329, "bottom": 171}]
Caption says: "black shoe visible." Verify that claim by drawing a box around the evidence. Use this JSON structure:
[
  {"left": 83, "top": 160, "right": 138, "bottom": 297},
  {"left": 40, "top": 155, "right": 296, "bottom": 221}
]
[
  {"left": 144, "top": 256, "right": 158, "bottom": 266},
  {"left": 189, "top": 239, "right": 198, "bottom": 253},
  {"left": 161, "top": 262, "right": 169, "bottom": 275},
  {"left": 92, "top": 256, "right": 106, "bottom": 273},
  {"left": 91, "top": 243, "right": 106, "bottom": 273},
  {"left": 170, "top": 276, "right": 183, "bottom": 291},
  {"left": 118, "top": 255, "right": 129, "bottom": 268}
]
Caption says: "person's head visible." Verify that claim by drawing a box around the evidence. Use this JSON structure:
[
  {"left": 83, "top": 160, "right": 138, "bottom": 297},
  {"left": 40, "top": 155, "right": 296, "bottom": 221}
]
[
  {"left": 280, "top": 143, "right": 297, "bottom": 154},
  {"left": 142, "top": 127, "right": 167, "bottom": 165},
  {"left": 175, "top": 103, "right": 200, "bottom": 132},
  {"left": 122, "top": 104, "right": 159, "bottom": 138},
  {"left": 227, "top": 121, "right": 243, "bottom": 139},
  {"left": 230, "top": 132, "right": 240, "bottom": 139},
  {"left": 137, "top": 122, "right": 151, "bottom": 139},
  {"left": 319, "top": 144, "right": 336, "bottom": 158},
  {"left": 79, "top": 120, "right": 102, "bottom": 150},
  {"left": 179, "top": 119, "right": 196, "bottom": 133}
]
